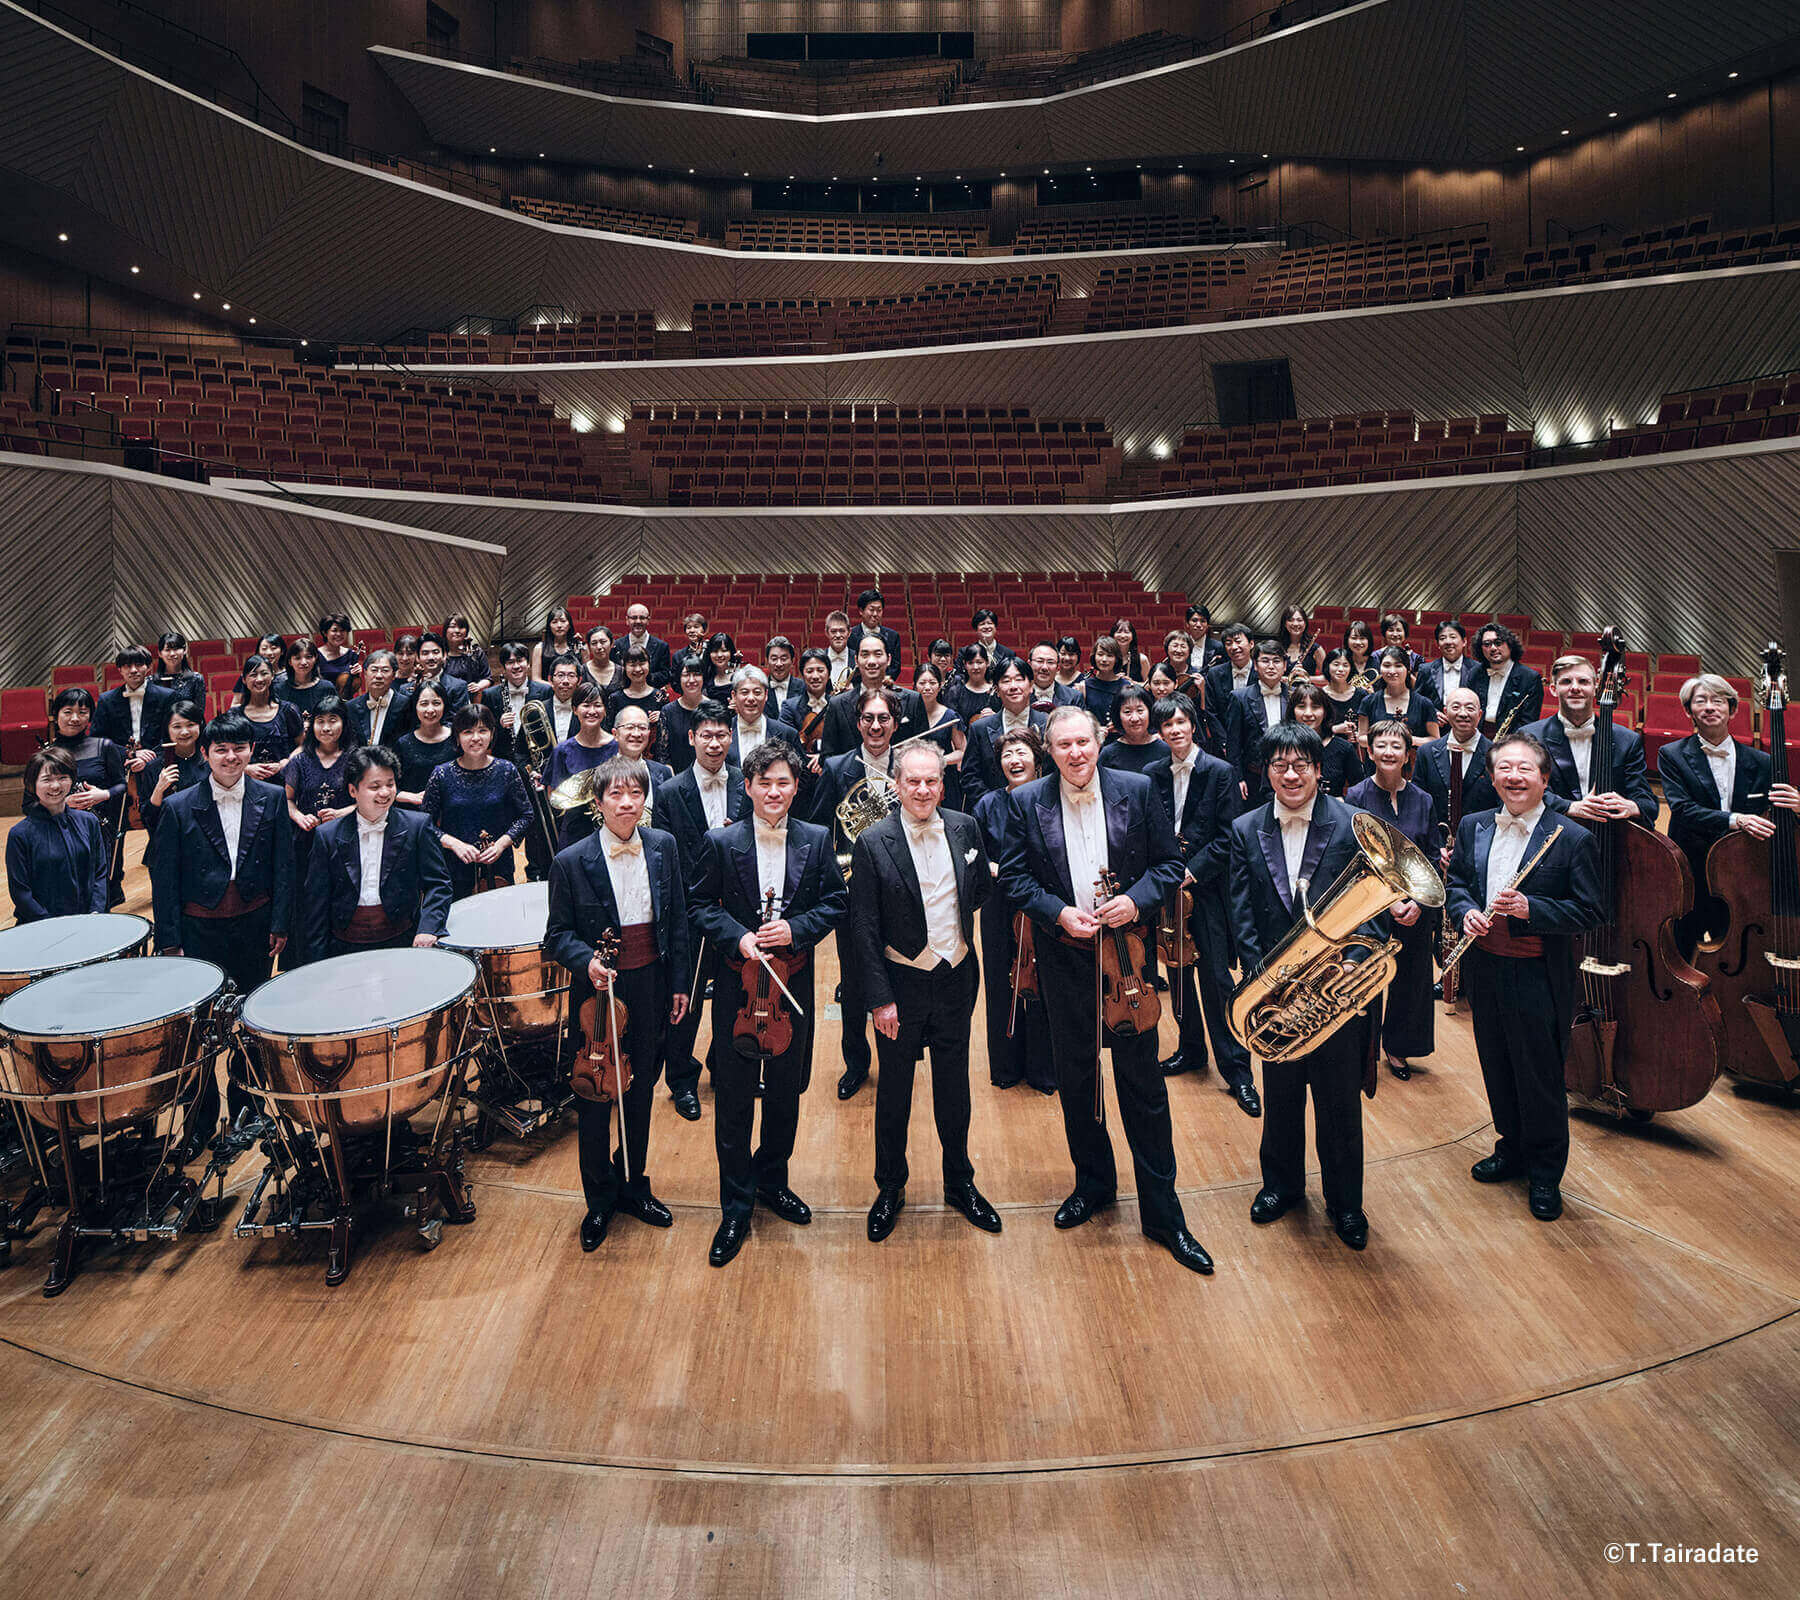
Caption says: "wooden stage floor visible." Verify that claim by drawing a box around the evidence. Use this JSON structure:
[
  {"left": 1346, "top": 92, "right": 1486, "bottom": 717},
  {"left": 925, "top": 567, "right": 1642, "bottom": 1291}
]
[{"left": 2, "top": 826, "right": 1798, "bottom": 1596}]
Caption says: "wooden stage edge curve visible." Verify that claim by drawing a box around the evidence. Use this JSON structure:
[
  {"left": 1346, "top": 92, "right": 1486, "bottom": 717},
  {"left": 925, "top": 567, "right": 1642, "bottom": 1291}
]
[{"left": 3, "top": 832, "right": 1800, "bottom": 1596}]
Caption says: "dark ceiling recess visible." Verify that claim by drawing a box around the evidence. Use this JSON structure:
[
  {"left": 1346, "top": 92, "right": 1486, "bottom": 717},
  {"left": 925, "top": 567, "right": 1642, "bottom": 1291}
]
[{"left": 746, "top": 32, "right": 975, "bottom": 62}]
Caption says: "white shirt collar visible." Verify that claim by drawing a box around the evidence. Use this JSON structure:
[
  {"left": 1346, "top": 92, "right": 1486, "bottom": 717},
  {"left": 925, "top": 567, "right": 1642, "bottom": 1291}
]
[
  {"left": 1061, "top": 776, "right": 1099, "bottom": 805},
  {"left": 357, "top": 811, "right": 388, "bottom": 835},
  {"left": 697, "top": 763, "right": 728, "bottom": 786},
  {"left": 1700, "top": 736, "right": 1734, "bottom": 756},
  {"left": 209, "top": 777, "right": 243, "bottom": 805},
  {"left": 1559, "top": 713, "right": 1594, "bottom": 739},
  {"left": 1499, "top": 800, "right": 1546, "bottom": 833},
  {"left": 1448, "top": 732, "right": 1480, "bottom": 752},
  {"left": 1274, "top": 796, "right": 1317, "bottom": 827}
]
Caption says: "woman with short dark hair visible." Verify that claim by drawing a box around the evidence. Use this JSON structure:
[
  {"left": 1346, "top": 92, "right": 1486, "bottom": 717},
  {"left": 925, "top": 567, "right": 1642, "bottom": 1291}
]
[
  {"left": 45, "top": 686, "right": 129, "bottom": 906},
  {"left": 424, "top": 703, "right": 534, "bottom": 897},
  {"left": 6, "top": 746, "right": 109, "bottom": 921}
]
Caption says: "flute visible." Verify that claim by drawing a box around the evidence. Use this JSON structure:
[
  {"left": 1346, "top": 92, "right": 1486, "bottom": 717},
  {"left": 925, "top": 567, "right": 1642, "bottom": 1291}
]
[{"left": 1439, "top": 825, "right": 1564, "bottom": 978}]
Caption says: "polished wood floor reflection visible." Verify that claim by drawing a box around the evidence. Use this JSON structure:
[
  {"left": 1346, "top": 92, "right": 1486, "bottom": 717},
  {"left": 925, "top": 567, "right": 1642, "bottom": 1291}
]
[{"left": 2, "top": 827, "right": 1798, "bottom": 1595}]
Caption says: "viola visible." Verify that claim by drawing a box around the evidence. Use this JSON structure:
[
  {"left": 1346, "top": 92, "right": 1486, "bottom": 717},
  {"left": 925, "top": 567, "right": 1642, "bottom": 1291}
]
[
  {"left": 1009, "top": 910, "right": 1039, "bottom": 999},
  {"left": 1565, "top": 627, "right": 1723, "bottom": 1116},
  {"left": 472, "top": 828, "right": 508, "bottom": 895},
  {"left": 1695, "top": 641, "right": 1800, "bottom": 1086},
  {"left": 573, "top": 929, "right": 631, "bottom": 1104},
  {"left": 122, "top": 737, "right": 144, "bottom": 831},
  {"left": 731, "top": 888, "right": 800, "bottom": 1060},
  {"left": 1095, "top": 869, "right": 1161, "bottom": 1037},
  {"left": 1157, "top": 836, "right": 1197, "bottom": 971}
]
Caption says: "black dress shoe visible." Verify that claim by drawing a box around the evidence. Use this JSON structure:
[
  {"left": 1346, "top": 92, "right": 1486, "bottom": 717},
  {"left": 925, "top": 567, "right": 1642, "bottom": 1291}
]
[
  {"left": 1160, "top": 1049, "right": 1193, "bottom": 1076},
  {"left": 1054, "top": 1191, "right": 1113, "bottom": 1229},
  {"left": 671, "top": 1088, "right": 702, "bottom": 1121},
  {"left": 1033, "top": 1082, "right": 1057, "bottom": 1096},
  {"left": 837, "top": 1065, "right": 868, "bottom": 1100},
  {"left": 617, "top": 1191, "right": 673, "bottom": 1228},
  {"left": 708, "top": 1216, "right": 749, "bottom": 1267},
  {"left": 1250, "top": 1189, "right": 1301, "bottom": 1224},
  {"left": 580, "top": 1210, "right": 611, "bottom": 1252},
  {"left": 756, "top": 1186, "right": 813, "bottom": 1225},
  {"left": 944, "top": 1183, "right": 1002, "bottom": 1233},
  {"left": 990, "top": 1075, "right": 1023, "bottom": 1089},
  {"left": 1232, "top": 1079, "right": 1262, "bottom": 1117},
  {"left": 1528, "top": 1183, "right": 1563, "bottom": 1221},
  {"left": 1470, "top": 1153, "right": 1522, "bottom": 1184},
  {"left": 1333, "top": 1210, "right": 1370, "bottom": 1250},
  {"left": 1386, "top": 1054, "right": 1411, "bottom": 1080},
  {"left": 867, "top": 1187, "right": 905, "bottom": 1242},
  {"left": 1144, "top": 1225, "right": 1214, "bottom": 1274}
]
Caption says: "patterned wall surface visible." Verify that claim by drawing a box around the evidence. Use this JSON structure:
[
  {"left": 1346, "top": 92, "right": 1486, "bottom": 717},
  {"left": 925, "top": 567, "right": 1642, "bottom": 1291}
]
[{"left": 0, "top": 459, "right": 114, "bottom": 690}]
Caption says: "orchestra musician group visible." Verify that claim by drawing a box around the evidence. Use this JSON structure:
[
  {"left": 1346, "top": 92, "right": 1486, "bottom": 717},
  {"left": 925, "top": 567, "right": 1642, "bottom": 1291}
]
[{"left": 8, "top": 593, "right": 1799, "bottom": 1272}]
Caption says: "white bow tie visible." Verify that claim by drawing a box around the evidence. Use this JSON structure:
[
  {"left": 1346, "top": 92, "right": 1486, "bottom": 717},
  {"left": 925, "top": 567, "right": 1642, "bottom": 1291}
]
[
  {"left": 754, "top": 819, "right": 787, "bottom": 844},
  {"left": 605, "top": 832, "right": 642, "bottom": 858},
  {"left": 1171, "top": 759, "right": 1194, "bottom": 778},
  {"left": 1564, "top": 723, "right": 1594, "bottom": 741},
  {"left": 1064, "top": 784, "right": 1098, "bottom": 807},
  {"left": 904, "top": 816, "right": 939, "bottom": 842},
  {"left": 357, "top": 817, "right": 385, "bottom": 837},
  {"left": 699, "top": 770, "right": 727, "bottom": 789},
  {"left": 1501, "top": 814, "right": 1533, "bottom": 834}
]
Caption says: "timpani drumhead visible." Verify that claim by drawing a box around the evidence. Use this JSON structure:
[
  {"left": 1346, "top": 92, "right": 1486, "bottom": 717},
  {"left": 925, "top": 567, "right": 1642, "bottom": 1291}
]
[
  {"left": 240, "top": 948, "right": 477, "bottom": 1041},
  {"left": 0, "top": 913, "right": 151, "bottom": 981},
  {"left": 0, "top": 955, "right": 223, "bottom": 1040},
  {"left": 443, "top": 883, "right": 549, "bottom": 951}
]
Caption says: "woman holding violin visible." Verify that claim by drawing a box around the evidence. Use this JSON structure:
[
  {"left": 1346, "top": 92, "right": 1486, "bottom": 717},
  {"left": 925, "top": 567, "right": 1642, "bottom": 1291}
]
[
  {"left": 545, "top": 754, "right": 690, "bottom": 1255},
  {"left": 973, "top": 726, "right": 1056, "bottom": 1094}
]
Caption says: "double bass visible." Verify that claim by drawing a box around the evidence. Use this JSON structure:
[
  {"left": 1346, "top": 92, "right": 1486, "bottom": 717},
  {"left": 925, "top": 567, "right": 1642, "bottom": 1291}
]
[
  {"left": 1564, "top": 629, "right": 1723, "bottom": 1117},
  {"left": 1695, "top": 643, "right": 1800, "bottom": 1087}
]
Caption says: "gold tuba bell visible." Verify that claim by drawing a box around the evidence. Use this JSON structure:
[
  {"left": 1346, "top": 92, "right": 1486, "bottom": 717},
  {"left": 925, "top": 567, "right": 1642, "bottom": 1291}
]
[
  {"left": 1228, "top": 811, "right": 1445, "bottom": 1062},
  {"left": 834, "top": 773, "right": 895, "bottom": 873}
]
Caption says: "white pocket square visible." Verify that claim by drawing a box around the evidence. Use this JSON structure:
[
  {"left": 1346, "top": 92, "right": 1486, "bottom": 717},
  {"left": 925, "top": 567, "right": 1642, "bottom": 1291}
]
[{"left": 965, "top": 847, "right": 980, "bottom": 864}]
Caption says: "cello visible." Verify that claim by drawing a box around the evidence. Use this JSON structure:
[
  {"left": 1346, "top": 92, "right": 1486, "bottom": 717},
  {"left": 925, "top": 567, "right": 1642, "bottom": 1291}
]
[
  {"left": 1564, "top": 629, "right": 1724, "bottom": 1116},
  {"left": 1695, "top": 643, "right": 1800, "bottom": 1087}
]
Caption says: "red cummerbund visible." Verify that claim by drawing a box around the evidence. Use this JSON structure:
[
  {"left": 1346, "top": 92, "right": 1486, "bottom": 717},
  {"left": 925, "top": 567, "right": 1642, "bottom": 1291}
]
[
  {"left": 616, "top": 922, "right": 658, "bottom": 970},
  {"left": 340, "top": 904, "right": 406, "bottom": 944},
  {"left": 183, "top": 882, "right": 271, "bottom": 920},
  {"left": 1476, "top": 922, "right": 1544, "bottom": 960}
]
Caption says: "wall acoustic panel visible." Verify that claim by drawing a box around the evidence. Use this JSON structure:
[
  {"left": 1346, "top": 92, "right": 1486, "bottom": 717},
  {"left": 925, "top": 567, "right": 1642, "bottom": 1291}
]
[{"left": 0, "top": 458, "right": 114, "bottom": 690}]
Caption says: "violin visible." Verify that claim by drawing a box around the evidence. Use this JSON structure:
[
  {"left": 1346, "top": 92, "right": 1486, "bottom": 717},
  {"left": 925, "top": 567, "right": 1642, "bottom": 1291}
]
[
  {"left": 731, "top": 888, "right": 799, "bottom": 1060},
  {"left": 1565, "top": 627, "right": 1723, "bottom": 1116},
  {"left": 472, "top": 828, "right": 508, "bottom": 895},
  {"left": 1006, "top": 910, "right": 1038, "bottom": 1040},
  {"left": 573, "top": 929, "right": 631, "bottom": 1104},
  {"left": 1095, "top": 869, "right": 1161, "bottom": 1036},
  {"left": 1156, "top": 835, "right": 1197, "bottom": 972},
  {"left": 122, "top": 737, "right": 144, "bottom": 831}
]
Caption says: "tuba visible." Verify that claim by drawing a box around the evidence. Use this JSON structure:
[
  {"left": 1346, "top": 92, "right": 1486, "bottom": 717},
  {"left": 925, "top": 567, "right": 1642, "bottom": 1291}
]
[
  {"left": 834, "top": 773, "right": 895, "bottom": 872},
  {"left": 1229, "top": 811, "right": 1445, "bottom": 1062}
]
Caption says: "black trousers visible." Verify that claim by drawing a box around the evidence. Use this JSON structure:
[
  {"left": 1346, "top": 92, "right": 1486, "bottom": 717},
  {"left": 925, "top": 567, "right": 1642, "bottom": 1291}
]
[
  {"left": 837, "top": 924, "right": 872, "bottom": 1076},
  {"left": 1036, "top": 933, "right": 1185, "bottom": 1236},
  {"left": 873, "top": 956, "right": 978, "bottom": 1193},
  {"left": 978, "top": 895, "right": 1055, "bottom": 1090},
  {"left": 1380, "top": 910, "right": 1439, "bottom": 1059},
  {"left": 325, "top": 926, "right": 418, "bottom": 960},
  {"left": 575, "top": 961, "right": 668, "bottom": 1215},
  {"left": 1259, "top": 1019, "right": 1366, "bottom": 1213},
  {"left": 180, "top": 907, "right": 275, "bottom": 1128},
  {"left": 1172, "top": 916, "right": 1253, "bottom": 1085},
  {"left": 712, "top": 970, "right": 814, "bottom": 1221},
  {"left": 664, "top": 937, "right": 709, "bottom": 1097},
  {"left": 1464, "top": 947, "right": 1570, "bottom": 1184}
]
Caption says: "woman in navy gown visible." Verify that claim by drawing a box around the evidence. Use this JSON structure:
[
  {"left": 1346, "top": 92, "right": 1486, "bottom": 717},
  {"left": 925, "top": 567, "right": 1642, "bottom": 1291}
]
[{"left": 423, "top": 704, "right": 534, "bottom": 898}]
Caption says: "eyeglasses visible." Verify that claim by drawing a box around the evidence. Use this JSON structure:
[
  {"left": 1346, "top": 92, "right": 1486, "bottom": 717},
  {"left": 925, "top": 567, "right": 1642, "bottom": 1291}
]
[
  {"left": 859, "top": 713, "right": 894, "bottom": 725},
  {"left": 1269, "top": 759, "right": 1318, "bottom": 775}
]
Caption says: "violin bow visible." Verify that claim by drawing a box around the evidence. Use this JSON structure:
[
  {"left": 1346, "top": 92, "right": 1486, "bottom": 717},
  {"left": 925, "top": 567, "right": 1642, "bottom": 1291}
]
[{"left": 607, "top": 964, "right": 631, "bottom": 1183}]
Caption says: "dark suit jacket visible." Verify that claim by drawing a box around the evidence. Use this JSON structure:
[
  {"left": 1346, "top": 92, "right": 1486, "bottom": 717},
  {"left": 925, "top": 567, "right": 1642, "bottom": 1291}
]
[
  {"left": 1446, "top": 807, "right": 1605, "bottom": 1031},
  {"left": 1028, "top": 680, "right": 1084, "bottom": 714},
  {"left": 150, "top": 776, "right": 294, "bottom": 950},
  {"left": 998, "top": 769, "right": 1183, "bottom": 931},
  {"left": 806, "top": 748, "right": 899, "bottom": 850},
  {"left": 1227, "top": 683, "right": 1292, "bottom": 783},
  {"left": 1521, "top": 715, "right": 1659, "bottom": 825},
  {"left": 727, "top": 716, "right": 801, "bottom": 768},
  {"left": 346, "top": 686, "right": 414, "bottom": 750},
  {"left": 960, "top": 709, "right": 1048, "bottom": 803},
  {"left": 1414, "top": 734, "right": 1499, "bottom": 835},
  {"left": 1418, "top": 655, "right": 1481, "bottom": 707},
  {"left": 847, "top": 622, "right": 905, "bottom": 678},
  {"left": 544, "top": 824, "right": 688, "bottom": 1004},
  {"left": 820, "top": 682, "right": 924, "bottom": 756},
  {"left": 1203, "top": 659, "right": 1255, "bottom": 714},
  {"left": 480, "top": 679, "right": 554, "bottom": 763},
  {"left": 94, "top": 682, "right": 175, "bottom": 751},
  {"left": 300, "top": 806, "right": 452, "bottom": 960},
  {"left": 1469, "top": 662, "right": 1544, "bottom": 734},
  {"left": 656, "top": 762, "right": 749, "bottom": 881},
  {"left": 1148, "top": 751, "right": 1240, "bottom": 951},
  {"left": 1229, "top": 794, "right": 1380, "bottom": 974},
  {"left": 1658, "top": 734, "right": 1773, "bottom": 876},
  {"left": 849, "top": 807, "right": 990, "bottom": 1011}
]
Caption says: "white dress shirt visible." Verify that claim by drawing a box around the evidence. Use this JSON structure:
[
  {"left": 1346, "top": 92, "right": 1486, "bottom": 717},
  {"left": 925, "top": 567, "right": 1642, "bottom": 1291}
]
[
  {"left": 1261, "top": 688, "right": 1284, "bottom": 728},
  {"left": 1485, "top": 801, "right": 1546, "bottom": 899},
  {"left": 1230, "top": 663, "right": 1252, "bottom": 690},
  {"left": 1437, "top": 657, "right": 1467, "bottom": 694},
  {"left": 210, "top": 777, "right": 245, "bottom": 874},
  {"left": 697, "top": 764, "right": 730, "bottom": 830},
  {"left": 551, "top": 699, "right": 575, "bottom": 742},
  {"left": 503, "top": 683, "right": 528, "bottom": 727},
  {"left": 1559, "top": 714, "right": 1596, "bottom": 794},
  {"left": 1059, "top": 777, "right": 1108, "bottom": 913},
  {"left": 1483, "top": 661, "right": 1513, "bottom": 721},
  {"left": 889, "top": 812, "right": 967, "bottom": 970},
  {"left": 600, "top": 826, "right": 653, "bottom": 924},
  {"left": 365, "top": 693, "right": 394, "bottom": 746},
  {"left": 1701, "top": 737, "right": 1738, "bottom": 813},
  {"left": 355, "top": 813, "right": 386, "bottom": 906},
  {"left": 124, "top": 685, "right": 146, "bottom": 740},
  {"left": 826, "top": 648, "right": 851, "bottom": 685},
  {"left": 1273, "top": 795, "right": 1317, "bottom": 898},
  {"left": 753, "top": 817, "right": 788, "bottom": 909},
  {"left": 736, "top": 715, "right": 769, "bottom": 763},
  {"left": 1000, "top": 706, "right": 1034, "bottom": 735},
  {"left": 859, "top": 745, "right": 893, "bottom": 787},
  {"left": 1447, "top": 733, "right": 1480, "bottom": 779}
]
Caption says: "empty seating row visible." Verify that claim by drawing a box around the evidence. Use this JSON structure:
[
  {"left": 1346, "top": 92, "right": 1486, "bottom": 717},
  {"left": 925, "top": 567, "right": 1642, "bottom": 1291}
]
[
  {"left": 692, "top": 55, "right": 963, "bottom": 114},
  {"left": 1235, "top": 232, "right": 1490, "bottom": 317},
  {"left": 1480, "top": 216, "right": 1800, "bottom": 295},
  {"left": 723, "top": 215, "right": 988, "bottom": 257},
  {"left": 507, "top": 194, "right": 698, "bottom": 242},
  {"left": 1082, "top": 256, "right": 1259, "bottom": 331},
  {"left": 1605, "top": 367, "right": 1800, "bottom": 458},
  {"left": 1014, "top": 211, "right": 1255, "bottom": 254}
]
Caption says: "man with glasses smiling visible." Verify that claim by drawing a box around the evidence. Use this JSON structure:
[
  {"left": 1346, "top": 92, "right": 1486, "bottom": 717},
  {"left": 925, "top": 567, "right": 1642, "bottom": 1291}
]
[
  {"left": 1229, "top": 722, "right": 1382, "bottom": 1251},
  {"left": 810, "top": 686, "right": 904, "bottom": 1099}
]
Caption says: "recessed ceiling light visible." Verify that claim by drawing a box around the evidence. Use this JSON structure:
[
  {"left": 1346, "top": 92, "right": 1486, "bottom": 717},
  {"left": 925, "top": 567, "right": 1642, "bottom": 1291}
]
[
  {"left": 1085, "top": 165, "right": 1092, "bottom": 171},
  {"left": 1667, "top": 91, "right": 1677, "bottom": 99},
  {"left": 488, "top": 146, "right": 495, "bottom": 153},
  {"left": 647, "top": 162, "right": 654, "bottom": 168},
  {"left": 1515, "top": 145, "right": 1524, "bottom": 152},
  {"left": 1729, "top": 71, "right": 1740, "bottom": 79},
  {"left": 688, "top": 167, "right": 694, "bottom": 173},
  {"left": 57, "top": 231, "right": 68, "bottom": 242},
  {"left": 248, "top": 317, "right": 256, "bottom": 324},
  {"left": 1608, "top": 110, "right": 1618, "bottom": 117},
  {"left": 1261, "top": 152, "right": 1269, "bottom": 158},
  {"left": 538, "top": 151, "right": 545, "bottom": 157},
  {"left": 222, "top": 302, "right": 231, "bottom": 310},
  {"left": 300, "top": 339, "right": 307, "bottom": 347},
  {"left": 1229, "top": 157, "right": 1236, "bottom": 163},
  {"left": 193, "top": 291, "right": 201, "bottom": 299},
  {"left": 129, "top": 265, "right": 139, "bottom": 274},
  {"left": 1560, "top": 128, "right": 1570, "bottom": 135}
]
